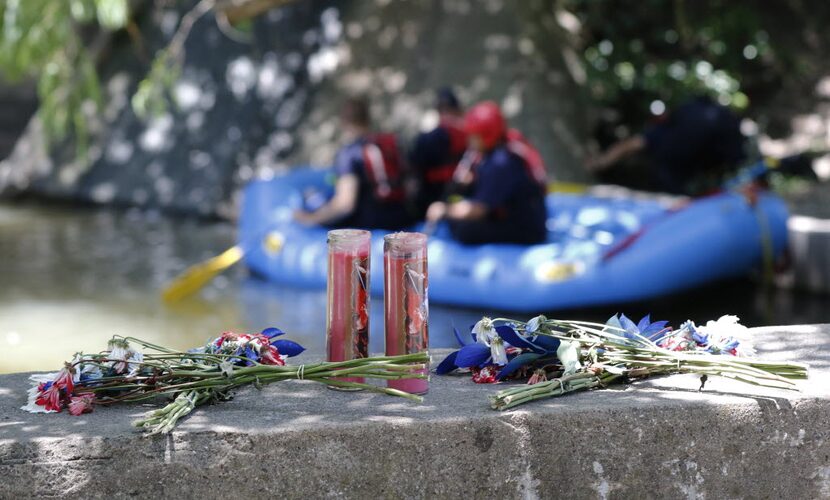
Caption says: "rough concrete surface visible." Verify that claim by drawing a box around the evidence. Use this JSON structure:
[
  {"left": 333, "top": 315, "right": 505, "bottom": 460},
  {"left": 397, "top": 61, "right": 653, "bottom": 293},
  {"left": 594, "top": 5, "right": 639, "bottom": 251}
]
[{"left": 1, "top": 325, "right": 830, "bottom": 499}]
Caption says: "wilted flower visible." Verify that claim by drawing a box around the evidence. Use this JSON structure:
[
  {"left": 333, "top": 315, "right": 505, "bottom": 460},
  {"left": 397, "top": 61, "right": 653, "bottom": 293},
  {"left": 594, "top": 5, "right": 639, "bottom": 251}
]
[
  {"left": 490, "top": 337, "right": 508, "bottom": 366},
  {"left": 525, "top": 315, "right": 546, "bottom": 334},
  {"left": 68, "top": 394, "right": 95, "bottom": 416},
  {"left": 472, "top": 317, "right": 496, "bottom": 345},
  {"left": 35, "top": 382, "right": 63, "bottom": 412},
  {"left": 527, "top": 369, "right": 548, "bottom": 385},
  {"left": 471, "top": 365, "right": 498, "bottom": 384},
  {"left": 557, "top": 340, "right": 582, "bottom": 376},
  {"left": 107, "top": 340, "right": 131, "bottom": 374},
  {"left": 260, "top": 345, "right": 285, "bottom": 366}
]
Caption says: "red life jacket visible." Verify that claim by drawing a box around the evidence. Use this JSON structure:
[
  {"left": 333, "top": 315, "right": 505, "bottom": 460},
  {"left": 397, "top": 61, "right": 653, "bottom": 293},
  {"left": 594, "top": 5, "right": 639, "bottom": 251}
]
[
  {"left": 361, "top": 133, "right": 406, "bottom": 203},
  {"left": 505, "top": 129, "right": 547, "bottom": 191},
  {"left": 424, "top": 118, "right": 468, "bottom": 184},
  {"left": 453, "top": 129, "right": 547, "bottom": 192}
]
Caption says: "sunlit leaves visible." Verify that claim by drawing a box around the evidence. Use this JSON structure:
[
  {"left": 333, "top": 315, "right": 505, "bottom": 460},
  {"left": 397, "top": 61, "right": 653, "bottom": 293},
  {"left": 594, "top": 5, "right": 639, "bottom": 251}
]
[{"left": 0, "top": 0, "right": 128, "bottom": 160}]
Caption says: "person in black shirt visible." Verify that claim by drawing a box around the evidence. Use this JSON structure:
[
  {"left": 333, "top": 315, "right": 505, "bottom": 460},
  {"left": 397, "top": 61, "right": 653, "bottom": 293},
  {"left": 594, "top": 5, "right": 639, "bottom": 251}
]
[{"left": 586, "top": 96, "right": 746, "bottom": 195}]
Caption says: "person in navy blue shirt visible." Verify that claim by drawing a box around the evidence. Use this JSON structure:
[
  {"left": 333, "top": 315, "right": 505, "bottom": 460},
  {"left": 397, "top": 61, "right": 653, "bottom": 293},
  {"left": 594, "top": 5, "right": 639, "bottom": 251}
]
[
  {"left": 425, "top": 101, "right": 548, "bottom": 245},
  {"left": 294, "top": 98, "right": 411, "bottom": 230},
  {"left": 408, "top": 88, "right": 468, "bottom": 217},
  {"left": 587, "top": 95, "right": 746, "bottom": 195}
]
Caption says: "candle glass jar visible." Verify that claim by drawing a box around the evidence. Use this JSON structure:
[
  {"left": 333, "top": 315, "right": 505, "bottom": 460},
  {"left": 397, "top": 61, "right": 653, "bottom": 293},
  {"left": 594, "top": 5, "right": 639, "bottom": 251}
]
[
  {"left": 383, "top": 232, "right": 429, "bottom": 395},
  {"left": 326, "top": 229, "right": 371, "bottom": 389}
]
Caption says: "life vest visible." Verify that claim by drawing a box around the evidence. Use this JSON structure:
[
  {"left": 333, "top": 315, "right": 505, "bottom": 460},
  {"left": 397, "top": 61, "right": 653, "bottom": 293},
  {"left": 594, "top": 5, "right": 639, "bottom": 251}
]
[
  {"left": 505, "top": 129, "right": 547, "bottom": 191},
  {"left": 424, "top": 118, "right": 468, "bottom": 184},
  {"left": 453, "top": 129, "right": 547, "bottom": 192},
  {"left": 361, "top": 133, "right": 406, "bottom": 203}
]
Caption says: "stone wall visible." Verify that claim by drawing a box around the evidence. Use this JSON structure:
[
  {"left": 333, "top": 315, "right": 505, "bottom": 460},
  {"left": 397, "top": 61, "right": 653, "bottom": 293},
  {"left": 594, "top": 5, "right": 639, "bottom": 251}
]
[{"left": 0, "top": 0, "right": 591, "bottom": 218}]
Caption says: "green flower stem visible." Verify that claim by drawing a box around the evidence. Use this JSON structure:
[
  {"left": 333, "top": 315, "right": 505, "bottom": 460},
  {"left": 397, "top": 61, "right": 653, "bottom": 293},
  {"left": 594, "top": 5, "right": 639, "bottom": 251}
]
[{"left": 491, "top": 372, "right": 620, "bottom": 410}]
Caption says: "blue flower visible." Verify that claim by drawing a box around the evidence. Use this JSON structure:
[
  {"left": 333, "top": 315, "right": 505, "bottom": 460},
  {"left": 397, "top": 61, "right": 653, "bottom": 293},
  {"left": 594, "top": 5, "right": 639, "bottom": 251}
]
[
  {"left": 605, "top": 313, "right": 669, "bottom": 343},
  {"left": 261, "top": 327, "right": 285, "bottom": 339},
  {"left": 436, "top": 320, "right": 562, "bottom": 381}
]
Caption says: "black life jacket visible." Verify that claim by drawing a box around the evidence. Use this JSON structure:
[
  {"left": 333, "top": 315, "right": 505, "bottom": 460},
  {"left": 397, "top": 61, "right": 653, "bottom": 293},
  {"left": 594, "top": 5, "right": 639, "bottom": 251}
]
[{"left": 424, "top": 118, "right": 468, "bottom": 184}]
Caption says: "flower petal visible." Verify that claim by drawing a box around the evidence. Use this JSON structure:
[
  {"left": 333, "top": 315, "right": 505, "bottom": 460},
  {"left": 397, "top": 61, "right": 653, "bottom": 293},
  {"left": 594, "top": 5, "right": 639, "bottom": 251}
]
[
  {"left": 454, "top": 343, "right": 491, "bottom": 368},
  {"left": 618, "top": 314, "right": 638, "bottom": 334},
  {"left": 557, "top": 340, "right": 582, "bottom": 376},
  {"left": 636, "top": 314, "right": 652, "bottom": 333},
  {"left": 495, "top": 325, "right": 540, "bottom": 352},
  {"left": 530, "top": 335, "right": 561, "bottom": 353},
  {"left": 261, "top": 327, "right": 285, "bottom": 339},
  {"left": 272, "top": 339, "right": 305, "bottom": 357},
  {"left": 435, "top": 351, "right": 460, "bottom": 375},
  {"left": 496, "top": 352, "right": 543, "bottom": 380}
]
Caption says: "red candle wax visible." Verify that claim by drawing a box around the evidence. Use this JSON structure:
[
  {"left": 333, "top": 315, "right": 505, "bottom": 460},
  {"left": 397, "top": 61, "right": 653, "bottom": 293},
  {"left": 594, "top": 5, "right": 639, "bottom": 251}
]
[
  {"left": 384, "top": 232, "right": 429, "bottom": 395},
  {"left": 326, "top": 229, "right": 371, "bottom": 388}
]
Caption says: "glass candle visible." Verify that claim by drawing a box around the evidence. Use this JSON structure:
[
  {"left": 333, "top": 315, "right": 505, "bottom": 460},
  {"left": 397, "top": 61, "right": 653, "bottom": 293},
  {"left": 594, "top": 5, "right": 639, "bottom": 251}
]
[
  {"left": 384, "top": 232, "right": 429, "bottom": 395},
  {"left": 326, "top": 229, "right": 371, "bottom": 388}
]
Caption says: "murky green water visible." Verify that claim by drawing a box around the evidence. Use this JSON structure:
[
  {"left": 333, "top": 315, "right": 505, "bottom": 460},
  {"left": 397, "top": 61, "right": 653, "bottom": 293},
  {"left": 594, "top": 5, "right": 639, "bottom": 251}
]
[
  {"left": 0, "top": 202, "right": 485, "bottom": 373},
  {"left": 1, "top": 202, "right": 827, "bottom": 374}
]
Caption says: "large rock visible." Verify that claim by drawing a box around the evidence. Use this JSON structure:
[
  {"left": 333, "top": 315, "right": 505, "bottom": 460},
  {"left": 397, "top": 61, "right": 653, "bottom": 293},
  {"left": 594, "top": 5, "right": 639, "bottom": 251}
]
[
  {"left": 0, "top": 0, "right": 591, "bottom": 217},
  {"left": 1, "top": 325, "right": 829, "bottom": 498}
]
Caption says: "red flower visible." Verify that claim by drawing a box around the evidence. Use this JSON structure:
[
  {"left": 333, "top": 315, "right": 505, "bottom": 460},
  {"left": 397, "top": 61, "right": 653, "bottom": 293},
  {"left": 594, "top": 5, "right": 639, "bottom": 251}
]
[
  {"left": 36, "top": 383, "right": 63, "bottom": 412},
  {"left": 53, "top": 367, "right": 74, "bottom": 394},
  {"left": 260, "top": 345, "right": 285, "bottom": 366},
  {"left": 471, "top": 365, "right": 498, "bottom": 384},
  {"left": 68, "top": 394, "right": 95, "bottom": 416}
]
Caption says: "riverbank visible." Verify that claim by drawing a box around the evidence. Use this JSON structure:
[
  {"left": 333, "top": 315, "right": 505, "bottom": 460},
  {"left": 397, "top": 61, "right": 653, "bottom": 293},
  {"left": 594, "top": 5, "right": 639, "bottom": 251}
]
[{"left": 1, "top": 324, "right": 829, "bottom": 498}]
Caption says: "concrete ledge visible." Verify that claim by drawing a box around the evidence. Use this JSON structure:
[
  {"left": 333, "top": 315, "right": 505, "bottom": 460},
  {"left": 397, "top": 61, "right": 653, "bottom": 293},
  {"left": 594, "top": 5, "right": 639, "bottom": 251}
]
[{"left": 2, "top": 325, "right": 830, "bottom": 498}]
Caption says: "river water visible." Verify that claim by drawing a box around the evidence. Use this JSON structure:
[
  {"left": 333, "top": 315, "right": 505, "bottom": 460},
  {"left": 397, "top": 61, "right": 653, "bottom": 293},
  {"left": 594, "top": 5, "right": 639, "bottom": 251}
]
[{"left": 1, "top": 201, "right": 827, "bottom": 373}]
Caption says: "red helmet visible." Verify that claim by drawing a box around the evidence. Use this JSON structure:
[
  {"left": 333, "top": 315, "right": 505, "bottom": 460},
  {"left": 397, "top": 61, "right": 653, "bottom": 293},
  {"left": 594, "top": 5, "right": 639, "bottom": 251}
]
[{"left": 464, "top": 101, "right": 506, "bottom": 151}]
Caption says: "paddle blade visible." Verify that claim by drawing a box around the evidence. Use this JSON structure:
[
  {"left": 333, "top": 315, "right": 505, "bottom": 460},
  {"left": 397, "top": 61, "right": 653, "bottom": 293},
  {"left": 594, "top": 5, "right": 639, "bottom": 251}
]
[{"left": 162, "top": 246, "right": 245, "bottom": 303}]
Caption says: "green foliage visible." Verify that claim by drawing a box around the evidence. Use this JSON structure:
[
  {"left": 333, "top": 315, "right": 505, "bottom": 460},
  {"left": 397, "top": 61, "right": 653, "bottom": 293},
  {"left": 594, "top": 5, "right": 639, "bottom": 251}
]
[
  {"left": 131, "top": 49, "right": 183, "bottom": 119},
  {"left": 563, "top": 0, "right": 807, "bottom": 131},
  {"left": 0, "top": 0, "right": 128, "bottom": 160}
]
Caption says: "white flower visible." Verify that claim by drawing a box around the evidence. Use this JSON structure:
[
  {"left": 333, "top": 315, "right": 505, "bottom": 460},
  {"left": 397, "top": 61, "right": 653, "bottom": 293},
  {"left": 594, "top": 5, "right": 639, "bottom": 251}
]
[
  {"left": 698, "top": 315, "right": 754, "bottom": 356},
  {"left": 20, "top": 373, "right": 59, "bottom": 414},
  {"left": 108, "top": 344, "right": 130, "bottom": 374},
  {"left": 490, "top": 337, "right": 508, "bottom": 366},
  {"left": 472, "top": 317, "right": 496, "bottom": 345},
  {"left": 697, "top": 315, "right": 748, "bottom": 339},
  {"left": 127, "top": 351, "right": 144, "bottom": 377},
  {"left": 557, "top": 340, "right": 582, "bottom": 376}
]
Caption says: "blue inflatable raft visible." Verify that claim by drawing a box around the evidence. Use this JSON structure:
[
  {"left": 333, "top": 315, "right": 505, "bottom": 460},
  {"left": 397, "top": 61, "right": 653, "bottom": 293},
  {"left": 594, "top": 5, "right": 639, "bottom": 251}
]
[{"left": 240, "top": 168, "right": 788, "bottom": 312}]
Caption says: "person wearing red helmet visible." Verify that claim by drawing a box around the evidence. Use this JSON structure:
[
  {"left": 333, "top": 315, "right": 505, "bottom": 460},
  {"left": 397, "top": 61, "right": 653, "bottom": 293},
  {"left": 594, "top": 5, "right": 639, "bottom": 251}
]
[{"left": 425, "top": 101, "right": 548, "bottom": 245}]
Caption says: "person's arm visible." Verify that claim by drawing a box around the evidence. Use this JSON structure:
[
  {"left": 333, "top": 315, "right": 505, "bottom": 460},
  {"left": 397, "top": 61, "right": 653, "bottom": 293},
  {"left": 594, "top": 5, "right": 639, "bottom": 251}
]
[
  {"left": 425, "top": 198, "right": 488, "bottom": 223},
  {"left": 585, "top": 134, "right": 646, "bottom": 172},
  {"left": 294, "top": 174, "right": 359, "bottom": 225}
]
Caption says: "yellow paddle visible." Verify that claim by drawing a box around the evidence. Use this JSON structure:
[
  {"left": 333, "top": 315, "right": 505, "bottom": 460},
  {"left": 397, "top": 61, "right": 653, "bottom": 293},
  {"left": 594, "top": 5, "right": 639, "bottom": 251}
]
[{"left": 161, "top": 232, "right": 284, "bottom": 303}]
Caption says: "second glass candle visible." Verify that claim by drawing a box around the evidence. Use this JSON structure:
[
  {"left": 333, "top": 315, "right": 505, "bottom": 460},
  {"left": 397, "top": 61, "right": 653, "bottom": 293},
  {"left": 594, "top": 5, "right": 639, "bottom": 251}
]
[{"left": 383, "top": 232, "right": 429, "bottom": 395}]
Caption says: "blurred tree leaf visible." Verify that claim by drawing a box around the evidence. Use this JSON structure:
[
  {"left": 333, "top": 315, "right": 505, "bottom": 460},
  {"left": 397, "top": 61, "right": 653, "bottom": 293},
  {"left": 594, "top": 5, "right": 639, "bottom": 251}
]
[{"left": 0, "top": 0, "right": 128, "bottom": 161}]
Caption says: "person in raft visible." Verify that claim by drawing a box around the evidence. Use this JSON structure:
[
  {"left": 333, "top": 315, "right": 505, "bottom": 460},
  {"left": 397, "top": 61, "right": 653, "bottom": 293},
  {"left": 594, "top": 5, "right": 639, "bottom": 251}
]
[
  {"left": 408, "top": 87, "right": 468, "bottom": 217},
  {"left": 424, "top": 101, "right": 548, "bottom": 245},
  {"left": 293, "top": 97, "right": 412, "bottom": 230},
  {"left": 585, "top": 95, "right": 747, "bottom": 195}
]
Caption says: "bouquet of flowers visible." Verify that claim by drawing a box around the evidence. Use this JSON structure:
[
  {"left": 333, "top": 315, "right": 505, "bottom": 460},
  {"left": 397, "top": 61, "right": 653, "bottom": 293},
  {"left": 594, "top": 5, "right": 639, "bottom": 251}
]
[
  {"left": 22, "top": 327, "right": 428, "bottom": 434},
  {"left": 436, "top": 314, "right": 808, "bottom": 410}
]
